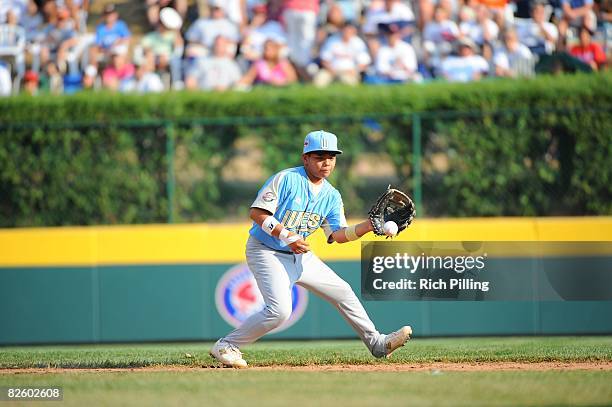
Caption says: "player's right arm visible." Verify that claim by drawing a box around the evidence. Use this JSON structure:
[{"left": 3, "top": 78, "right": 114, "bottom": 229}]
[
  {"left": 249, "top": 208, "right": 311, "bottom": 254},
  {"left": 249, "top": 171, "right": 310, "bottom": 254}
]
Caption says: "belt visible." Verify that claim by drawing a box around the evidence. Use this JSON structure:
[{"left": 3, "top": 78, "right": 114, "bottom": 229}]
[
  {"left": 250, "top": 235, "right": 294, "bottom": 255},
  {"left": 273, "top": 248, "right": 294, "bottom": 255}
]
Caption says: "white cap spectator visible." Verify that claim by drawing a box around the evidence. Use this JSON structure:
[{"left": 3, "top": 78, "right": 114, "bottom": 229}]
[{"left": 440, "top": 37, "right": 489, "bottom": 82}]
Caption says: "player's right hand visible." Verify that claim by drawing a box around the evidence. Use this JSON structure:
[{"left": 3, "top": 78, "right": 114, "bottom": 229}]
[{"left": 289, "top": 238, "right": 310, "bottom": 254}]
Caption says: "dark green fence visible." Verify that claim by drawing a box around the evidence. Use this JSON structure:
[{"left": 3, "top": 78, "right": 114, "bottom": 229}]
[
  {"left": 2, "top": 260, "right": 612, "bottom": 345},
  {"left": 0, "top": 107, "right": 610, "bottom": 227}
]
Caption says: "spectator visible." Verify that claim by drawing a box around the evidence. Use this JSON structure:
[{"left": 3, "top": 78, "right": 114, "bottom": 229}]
[
  {"left": 0, "top": 1, "right": 26, "bottom": 23},
  {"left": 316, "top": 3, "right": 346, "bottom": 47},
  {"left": 493, "top": 28, "right": 535, "bottom": 77},
  {"left": 516, "top": 1, "right": 558, "bottom": 55},
  {"left": 90, "top": 4, "right": 131, "bottom": 68},
  {"left": 133, "top": 58, "right": 165, "bottom": 92},
  {"left": 367, "top": 22, "right": 420, "bottom": 83},
  {"left": 419, "top": 0, "right": 436, "bottom": 31},
  {"left": 321, "top": 0, "right": 365, "bottom": 27},
  {"left": 424, "top": 5, "right": 460, "bottom": 68},
  {"left": 102, "top": 44, "right": 135, "bottom": 91},
  {"left": 240, "top": 3, "right": 287, "bottom": 62},
  {"left": 82, "top": 64, "right": 98, "bottom": 90},
  {"left": 424, "top": 5, "right": 460, "bottom": 45},
  {"left": 146, "top": 0, "right": 187, "bottom": 29},
  {"left": 281, "top": 0, "right": 319, "bottom": 69},
  {"left": 0, "top": 61, "right": 11, "bottom": 96},
  {"left": 460, "top": 4, "right": 499, "bottom": 47},
  {"left": 185, "top": 35, "right": 242, "bottom": 91},
  {"left": 598, "top": 0, "right": 612, "bottom": 25},
  {"left": 214, "top": 0, "right": 248, "bottom": 31},
  {"left": 22, "top": 0, "right": 45, "bottom": 72},
  {"left": 569, "top": 26, "right": 606, "bottom": 70},
  {"left": 313, "top": 22, "right": 371, "bottom": 87},
  {"left": 0, "top": 8, "right": 25, "bottom": 76},
  {"left": 39, "top": 7, "right": 78, "bottom": 73},
  {"left": 440, "top": 37, "right": 489, "bottom": 81},
  {"left": 362, "top": 0, "right": 416, "bottom": 57},
  {"left": 238, "top": 38, "right": 297, "bottom": 87},
  {"left": 457, "top": 5, "right": 476, "bottom": 33},
  {"left": 22, "top": 0, "right": 44, "bottom": 42},
  {"left": 185, "top": 1, "right": 240, "bottom": 58},
  {"left": 140, "top": 7, "right": 184, "bottom": 73},
  {"left": 63, "top": 72, "right": 83, "bottom": 94},
  {"left": 558, "top": 0, "right": 597, "bottom": 43},
  {"left": 65, "top": 0, "right": 90, "bottom": 33},
  {"left": 39, "top": 61, "right": 63, "bottom": 94},
  {"left": 23, "top": 70, "right": 39, "bottom": 95},
  {"left": 363, "top": 0, "right": 416, "bottom": 36}
]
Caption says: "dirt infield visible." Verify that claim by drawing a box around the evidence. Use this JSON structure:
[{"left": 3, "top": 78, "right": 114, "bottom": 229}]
[{"left": 2, "top": 361, "right": 611, "bottom": 374}]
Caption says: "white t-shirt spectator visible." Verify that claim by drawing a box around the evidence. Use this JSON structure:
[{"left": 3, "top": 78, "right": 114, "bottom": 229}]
[
  {"left": 188, "top": 56, "right": 242, "bottom": 90},
  {"left": 0, "top": 63, "right": 11, "bottom": 96},
  {"left": 375, "top": 39, "right": 418, "bottom": 81},
  {"left": 493, "top": 44, "right": 534, "bottom": 76},
  {"left": 135, "top": 72, "right": 164, "bottom": 93},
  {"left": 424, "top": 20, "right": 460, "bottom": 44},
  {"left": 363, "top": 2, "right": 415, "bottom": 34},
  {"left": 320, "top": 34, "right": 371, "bottom": 72},
  {"left": 440, "top": 55, "right": 489, "bottom": 82},
  {"left": 186, "top": 18, "right": 240, "bottom": 50},
  {"left": 516, "top": 20, "right": 558, "bottom": 54},
  {"left": 460, "top": 19, "right": 499, "bottom": 45}
]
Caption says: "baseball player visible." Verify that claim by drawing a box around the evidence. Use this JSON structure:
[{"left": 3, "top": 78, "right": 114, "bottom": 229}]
[{"left": 210, "top": 130, "right": 412, "bottom": 368}]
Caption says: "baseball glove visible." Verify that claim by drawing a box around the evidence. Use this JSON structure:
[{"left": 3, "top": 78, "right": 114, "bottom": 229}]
[{"left": 368, "top": 186, "right": 416, "bottom": 237}]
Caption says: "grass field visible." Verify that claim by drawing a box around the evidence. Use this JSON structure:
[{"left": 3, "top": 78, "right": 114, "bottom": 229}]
[{"left": 1, "top": 337, "right": 612, "bottom": 406}]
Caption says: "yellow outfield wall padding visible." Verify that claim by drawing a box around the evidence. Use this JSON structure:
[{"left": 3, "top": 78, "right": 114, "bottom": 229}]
[{"left": 0, "top": 217, "right": 610, "bottom": 267}]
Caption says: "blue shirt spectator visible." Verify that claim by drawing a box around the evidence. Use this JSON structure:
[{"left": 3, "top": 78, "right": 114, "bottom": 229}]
[{"left": 95, "top": 4, "right": 131, "bottom": 50}]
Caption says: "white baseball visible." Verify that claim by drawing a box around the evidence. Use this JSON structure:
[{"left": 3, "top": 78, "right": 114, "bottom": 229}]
[{"left": 383, "top": 221, "right": 398, "bottom": 237}]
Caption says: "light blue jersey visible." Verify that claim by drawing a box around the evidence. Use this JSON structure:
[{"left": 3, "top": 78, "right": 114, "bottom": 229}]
[{"left": 249, "top": 166, "right": 348, "bottom": 251}]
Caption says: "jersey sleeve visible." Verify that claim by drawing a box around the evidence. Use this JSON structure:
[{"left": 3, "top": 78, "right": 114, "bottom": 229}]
[
  {"left": 320, "top": 191, "right": 348, "bottom": 243},
  {"left": 250, "top": 171, "right": 286, "bottom": 215}
]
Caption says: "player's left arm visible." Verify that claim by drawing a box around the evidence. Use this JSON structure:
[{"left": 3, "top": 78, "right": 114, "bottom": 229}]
[
  {"left": 329, "top": 220, "right": 374, "bottom": 244},
  {"left": 321, "top": 192, "right": 374, "bottom": 244}
]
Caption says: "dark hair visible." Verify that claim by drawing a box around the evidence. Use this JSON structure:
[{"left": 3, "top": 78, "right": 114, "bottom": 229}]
[{"left": 579, "top": 25, "right": 594, "bottom": 36}]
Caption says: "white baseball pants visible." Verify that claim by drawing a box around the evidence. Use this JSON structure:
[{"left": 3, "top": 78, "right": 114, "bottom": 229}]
[{"left": 223, "top": 236, "right": 387, "bottom": 357}]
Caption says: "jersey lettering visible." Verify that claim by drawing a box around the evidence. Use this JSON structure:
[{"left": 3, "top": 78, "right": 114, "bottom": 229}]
[{"left": 281, "top": 210, "right": 323, "bottom": 235}]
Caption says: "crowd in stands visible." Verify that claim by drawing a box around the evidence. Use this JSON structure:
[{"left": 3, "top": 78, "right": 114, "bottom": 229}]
[{"left": 0, "top": 0, "right": 610, "bottom": 96}]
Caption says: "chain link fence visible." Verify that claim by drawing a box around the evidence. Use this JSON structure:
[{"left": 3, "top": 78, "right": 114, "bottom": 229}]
[{"left": 0, "top": 107, "right": 610, "bottom": 227}]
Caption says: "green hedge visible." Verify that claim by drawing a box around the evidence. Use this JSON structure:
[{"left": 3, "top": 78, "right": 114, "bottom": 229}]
[{"left": 0, "top": 73, "right": 610, "bottom": 227}]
